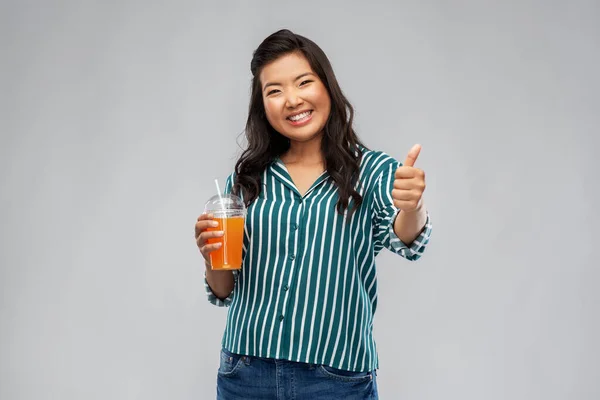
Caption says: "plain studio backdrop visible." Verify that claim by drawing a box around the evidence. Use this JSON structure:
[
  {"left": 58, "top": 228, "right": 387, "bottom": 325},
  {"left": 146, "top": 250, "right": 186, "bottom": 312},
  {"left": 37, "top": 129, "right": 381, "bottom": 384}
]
[{"left": 1, "top": 0, "right": 598, "bottom": 399}]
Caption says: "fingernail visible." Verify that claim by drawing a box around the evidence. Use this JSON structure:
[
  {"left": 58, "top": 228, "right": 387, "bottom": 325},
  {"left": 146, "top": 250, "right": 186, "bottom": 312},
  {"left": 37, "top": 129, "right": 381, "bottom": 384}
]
[
  {"left": 216, "top": 231, "right": 224, "bottom": 236},
  {"left": 215, "top": 243, "right": 222, "bottom": 248},
  {"left": 211, "top": 221, "right": 219, "bottom": 227}
]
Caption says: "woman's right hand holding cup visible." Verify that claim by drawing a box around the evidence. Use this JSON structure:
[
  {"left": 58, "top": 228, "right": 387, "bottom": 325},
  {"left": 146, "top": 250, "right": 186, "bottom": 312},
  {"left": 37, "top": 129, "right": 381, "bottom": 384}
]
[{"left": 195, "top": 213, "right": 224, "bottom": 266}]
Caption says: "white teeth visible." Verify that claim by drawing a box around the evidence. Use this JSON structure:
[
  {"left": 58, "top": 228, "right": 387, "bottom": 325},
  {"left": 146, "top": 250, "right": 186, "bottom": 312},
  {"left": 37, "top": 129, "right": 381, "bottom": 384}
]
[{"left": 289, "top": 111, "right": 311, "bottom": 121}]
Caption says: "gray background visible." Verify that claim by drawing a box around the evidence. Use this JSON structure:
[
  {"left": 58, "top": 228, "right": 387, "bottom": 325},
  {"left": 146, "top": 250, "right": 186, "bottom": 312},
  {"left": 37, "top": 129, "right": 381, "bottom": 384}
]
[{"left": 1, "top": 0, "right": 599, "bottom": 399}]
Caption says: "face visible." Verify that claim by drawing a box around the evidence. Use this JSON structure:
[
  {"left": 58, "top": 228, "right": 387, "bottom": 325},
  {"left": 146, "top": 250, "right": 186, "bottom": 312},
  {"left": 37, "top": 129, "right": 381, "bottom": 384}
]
[{"left": 259, "top": 52, "right": 331, "bottom": 144}]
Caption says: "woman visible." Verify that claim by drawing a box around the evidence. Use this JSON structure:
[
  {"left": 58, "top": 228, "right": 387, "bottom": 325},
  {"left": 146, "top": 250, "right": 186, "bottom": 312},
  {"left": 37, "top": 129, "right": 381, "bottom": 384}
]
[{"left": 195, "top": 29, "right": 432, "bottom": 399}]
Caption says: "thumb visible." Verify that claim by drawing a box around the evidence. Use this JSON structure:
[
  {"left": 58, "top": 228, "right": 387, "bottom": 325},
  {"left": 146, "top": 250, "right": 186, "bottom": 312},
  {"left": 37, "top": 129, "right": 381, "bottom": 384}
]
[{"left": 403, "top": 144, "right": 422, "bottom": 167}]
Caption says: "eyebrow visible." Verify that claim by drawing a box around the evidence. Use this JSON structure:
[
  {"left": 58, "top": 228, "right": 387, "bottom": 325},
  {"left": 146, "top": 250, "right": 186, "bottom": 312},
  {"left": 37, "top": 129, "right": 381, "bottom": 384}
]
[{"left": 263, "top": 72, "right": 315, "bottom": 92}]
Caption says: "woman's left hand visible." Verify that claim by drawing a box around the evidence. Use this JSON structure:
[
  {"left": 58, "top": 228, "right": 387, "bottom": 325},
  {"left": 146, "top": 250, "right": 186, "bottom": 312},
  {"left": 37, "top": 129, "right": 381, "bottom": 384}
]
[{"left": 392, "top": 144, "right": 426, "bottom": 213}]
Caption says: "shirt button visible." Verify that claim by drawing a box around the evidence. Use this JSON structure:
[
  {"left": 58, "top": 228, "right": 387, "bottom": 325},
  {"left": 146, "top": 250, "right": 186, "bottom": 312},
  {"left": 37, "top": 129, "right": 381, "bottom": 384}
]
[
  {"left": 291, "top": 223, "right": 298, "bottom": 230},
  {"left": 279, "top": 315, "right": 284, "bottom": 322},
  {"left": 289, "top": 254, "right": 296, "bottom": 261},
  {"left": 283, "top": 284, "right": 289, "bottom": 291}
]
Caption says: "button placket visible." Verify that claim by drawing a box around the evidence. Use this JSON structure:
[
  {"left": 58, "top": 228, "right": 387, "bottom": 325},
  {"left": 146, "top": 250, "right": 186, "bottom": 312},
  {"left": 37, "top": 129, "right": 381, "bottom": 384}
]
[{"left": 279, "top": 199, "right": 304, "bottom": 355}]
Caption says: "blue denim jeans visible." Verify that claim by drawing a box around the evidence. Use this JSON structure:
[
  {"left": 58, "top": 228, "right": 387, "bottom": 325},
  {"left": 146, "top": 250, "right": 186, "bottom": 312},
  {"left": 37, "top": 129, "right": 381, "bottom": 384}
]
[{"left": 216, "top": 348, "right": 378, "bottom": 399}]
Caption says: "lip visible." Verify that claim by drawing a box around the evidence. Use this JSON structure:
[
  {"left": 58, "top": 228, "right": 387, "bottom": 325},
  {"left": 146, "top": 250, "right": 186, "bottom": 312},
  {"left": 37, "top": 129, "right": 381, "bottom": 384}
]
[{"left": 286, "top": 110, "right": 313, "bottom": 127}]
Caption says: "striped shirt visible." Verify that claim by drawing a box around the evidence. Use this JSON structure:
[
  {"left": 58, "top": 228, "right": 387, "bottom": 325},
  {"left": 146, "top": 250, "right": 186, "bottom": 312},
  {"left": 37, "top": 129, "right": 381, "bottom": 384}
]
[{"left": 204, "top": 149, "right": 432, "bottom": 372}]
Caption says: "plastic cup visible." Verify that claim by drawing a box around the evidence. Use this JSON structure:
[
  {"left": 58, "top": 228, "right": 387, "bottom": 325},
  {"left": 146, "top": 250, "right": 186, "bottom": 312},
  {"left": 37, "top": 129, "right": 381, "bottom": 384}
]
[{"left": 204, "top": 193, "right": 246, "bottom": 270}]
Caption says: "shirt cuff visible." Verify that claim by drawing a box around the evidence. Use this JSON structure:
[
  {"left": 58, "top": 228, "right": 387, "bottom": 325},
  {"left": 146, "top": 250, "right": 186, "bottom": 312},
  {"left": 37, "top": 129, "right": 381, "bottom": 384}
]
[
  {"left": 388, "top": 210, "right": 432, "bottom": 261},
  {"left": 204, "top": 270, "right": 238, "bottom": 307}
]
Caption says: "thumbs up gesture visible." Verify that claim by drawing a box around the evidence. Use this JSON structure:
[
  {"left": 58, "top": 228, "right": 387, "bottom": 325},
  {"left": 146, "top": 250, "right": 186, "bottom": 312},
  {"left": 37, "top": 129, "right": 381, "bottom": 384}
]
[{"left": 392, "top": 144, "right": 426, "bottom": 213}]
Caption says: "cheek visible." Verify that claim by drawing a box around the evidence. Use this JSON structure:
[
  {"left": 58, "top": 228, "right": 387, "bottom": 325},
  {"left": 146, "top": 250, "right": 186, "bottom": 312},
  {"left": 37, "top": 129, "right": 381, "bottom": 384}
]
[
  {"left": 312, "top": 87, "right": 331, "bottom": 113},
  {"left": 322, "top": 96, "right": 331, "bottom": 115},
  {"left": 264, "top": 101, "right": 279, "bottom": 127},
  {"left": 263, "top": 100, "right": 278, "bottom": 124}
]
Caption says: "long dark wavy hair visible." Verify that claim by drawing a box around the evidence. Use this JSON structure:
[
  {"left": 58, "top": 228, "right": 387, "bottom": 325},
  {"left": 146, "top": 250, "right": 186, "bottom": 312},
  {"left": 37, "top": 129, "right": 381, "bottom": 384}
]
[{"left": 233, "top": 29, "right": 367, "bottom": 216}]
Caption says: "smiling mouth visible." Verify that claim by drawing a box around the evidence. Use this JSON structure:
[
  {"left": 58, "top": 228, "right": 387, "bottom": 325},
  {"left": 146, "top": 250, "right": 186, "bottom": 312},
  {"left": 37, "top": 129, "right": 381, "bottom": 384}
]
[{"left": 287, "top": 110, "right": 313, "bottom": 123}]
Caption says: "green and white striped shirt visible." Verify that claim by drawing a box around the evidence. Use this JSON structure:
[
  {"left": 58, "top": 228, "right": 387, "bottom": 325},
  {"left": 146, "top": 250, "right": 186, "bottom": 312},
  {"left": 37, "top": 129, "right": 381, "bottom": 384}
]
[{"left": 204, "top": 149, "right": 432, "bottom": 372}]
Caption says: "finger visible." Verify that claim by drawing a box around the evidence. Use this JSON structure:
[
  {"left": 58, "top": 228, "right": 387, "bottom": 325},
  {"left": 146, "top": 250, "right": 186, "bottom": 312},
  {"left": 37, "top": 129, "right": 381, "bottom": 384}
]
[
  {"left": 403, "top": 144, "right": 421, "bottom": 167},
  {"left": 196, "top": 231, "right": 224, "bottom": 249},
  {"left": 195, "top": 219, "right": 219, "bottom": 238},
  {"left": 394, "top": 177, "right": 426, "bottom": 191},
  {"left": 395, "top": 166, "right": 418, "bottom": 179},
  {"left": 394, "top": 175, "right": 418, "bottom": 188},
  {"left": 200, "top": 242, "right": 222, "bottom": 259},
  {"left": 199, "top": 230, "right": 224, "bottom": 243},
  {"left": 198, "top": 213, "right": 213, "bottom": 221},
  {"left": 392, "top": 189, "right": 420, "bottom": 202},
  {"left": 200, "top": 242, "right": 223, "bottom": 257}
]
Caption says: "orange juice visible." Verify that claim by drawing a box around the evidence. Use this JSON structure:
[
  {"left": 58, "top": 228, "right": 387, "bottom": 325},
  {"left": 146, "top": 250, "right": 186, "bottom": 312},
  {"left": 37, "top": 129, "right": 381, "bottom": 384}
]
[{"left": 207, "top": 216, "right": 245, "bottom": 270}]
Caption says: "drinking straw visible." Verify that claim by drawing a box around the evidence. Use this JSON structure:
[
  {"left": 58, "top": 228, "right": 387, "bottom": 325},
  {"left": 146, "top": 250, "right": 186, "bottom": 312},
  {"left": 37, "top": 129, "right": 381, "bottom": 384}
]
[{"left": 214, "top": 179, "right": 228, "bottom": 266}]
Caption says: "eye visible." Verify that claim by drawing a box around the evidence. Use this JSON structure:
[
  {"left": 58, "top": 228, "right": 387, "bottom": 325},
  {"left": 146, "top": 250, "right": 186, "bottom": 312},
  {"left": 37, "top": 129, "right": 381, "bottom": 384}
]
[
  {"left": 267, "top": 89, "right": 280, "bottom": 96},
  {"left": 299, "top": 80, "right": 313, "bottom": 86}
]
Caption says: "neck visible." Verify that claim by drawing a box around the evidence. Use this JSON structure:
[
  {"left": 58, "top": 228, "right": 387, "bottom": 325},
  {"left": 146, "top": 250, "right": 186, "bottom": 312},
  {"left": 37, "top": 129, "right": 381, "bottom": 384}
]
[{"left": 282, "top": 134, "right": 324, "bottom": 165}]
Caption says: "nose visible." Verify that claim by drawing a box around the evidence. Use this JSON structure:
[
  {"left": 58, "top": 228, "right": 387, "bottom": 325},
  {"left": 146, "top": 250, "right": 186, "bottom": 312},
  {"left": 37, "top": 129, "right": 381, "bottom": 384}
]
[{"left": 285, "top": 89, "right": 303, "bottom": 109}]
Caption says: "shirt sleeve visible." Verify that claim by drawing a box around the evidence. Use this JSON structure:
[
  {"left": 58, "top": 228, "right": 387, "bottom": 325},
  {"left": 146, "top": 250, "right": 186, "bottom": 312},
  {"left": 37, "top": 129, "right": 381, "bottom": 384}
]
[
  {"left": 204, "top": 172, "right": 240, "bottom": 307},
  {"left": 372, "top": 159, "right": 432, "bottom": 261},
  {"left": 204, "top": 269, "right": 239, "bottom": 307}
]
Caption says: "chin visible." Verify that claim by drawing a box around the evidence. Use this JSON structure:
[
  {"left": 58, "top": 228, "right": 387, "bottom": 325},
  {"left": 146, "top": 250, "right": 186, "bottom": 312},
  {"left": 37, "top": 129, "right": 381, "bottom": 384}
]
[{"left": 284, "top": 130, "right": 323, "bottom": 143}]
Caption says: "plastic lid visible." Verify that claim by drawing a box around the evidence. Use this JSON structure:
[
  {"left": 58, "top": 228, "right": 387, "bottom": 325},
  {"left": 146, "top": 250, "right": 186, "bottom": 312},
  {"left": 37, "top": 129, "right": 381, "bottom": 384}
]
[{"left": 204, "top": 193, "right": 246, "bottom": 214}]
